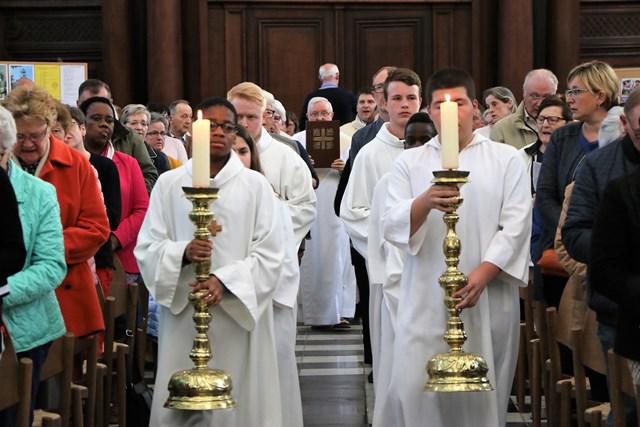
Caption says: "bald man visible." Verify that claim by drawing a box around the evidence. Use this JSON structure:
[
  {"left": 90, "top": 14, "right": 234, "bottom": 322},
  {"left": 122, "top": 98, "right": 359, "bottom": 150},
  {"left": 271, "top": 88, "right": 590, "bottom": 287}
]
[{"left": 299, "top": 63, "right": 357, "bottom": 130}]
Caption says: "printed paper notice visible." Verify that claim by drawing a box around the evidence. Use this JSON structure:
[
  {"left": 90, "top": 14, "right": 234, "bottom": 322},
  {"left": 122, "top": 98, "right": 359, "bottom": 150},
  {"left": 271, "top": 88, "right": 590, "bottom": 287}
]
[
  {"left": 35, "top": 64, "right": 61, "bottom": 99},
  {"left": 60, "top": 64, "right": 86, "bottom": 105}
]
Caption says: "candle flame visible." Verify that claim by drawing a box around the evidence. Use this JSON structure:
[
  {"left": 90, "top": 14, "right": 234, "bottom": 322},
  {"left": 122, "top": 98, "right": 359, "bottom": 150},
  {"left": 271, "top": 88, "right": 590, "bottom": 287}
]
[
  {"left": 445, "top": 94, "right": 451, "bottom": 102},
  {"left": 197, "top": 110, "right": 203, "bottom": 120}
]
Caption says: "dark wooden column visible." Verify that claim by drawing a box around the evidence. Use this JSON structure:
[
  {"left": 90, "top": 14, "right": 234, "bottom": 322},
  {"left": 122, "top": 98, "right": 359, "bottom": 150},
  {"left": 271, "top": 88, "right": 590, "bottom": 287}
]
[
  {"left": 496, "top": 0, "right": 534, "bottom": 101},
  {"left": 547, "top": 0, "right": 580, "bottom": 90},
  {"left": 471, "top": 0, "right": 498, "bottom": 96},
  {"left": 102, "top": 0, "right": 133, "bottom": 105},
  {"left": 147, "top": 0, "right": 183, "bottom": 104},
  {"left": 182, "top": 0, "right": 210, "bottom": 103}
]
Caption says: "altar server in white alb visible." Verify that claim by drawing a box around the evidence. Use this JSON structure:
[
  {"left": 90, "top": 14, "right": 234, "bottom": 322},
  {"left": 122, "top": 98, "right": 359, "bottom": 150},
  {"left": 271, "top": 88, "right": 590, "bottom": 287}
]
[
  {"left": 293, "top": 97, "right": 357, "bottom": 327},
  {"left": 232, "top": 125, "right": 304, "bottom": 427},
  {"left": 367, "top": 112, "right": 434, "bottom": 425},
  {"left": 227, "top": 83, "right": 315, "bottom": 427},
  {"left": 378, "top": 69, "right": 531, "bottom": 427},
  {"left": 227, "top": 82, "right": 316, "bottom": 248},
  {"left": 340, "top": 67, "right": 422, "bottom": 257},
  {"left": 135, "top": 97, "right": 284, "bottom": 427}
]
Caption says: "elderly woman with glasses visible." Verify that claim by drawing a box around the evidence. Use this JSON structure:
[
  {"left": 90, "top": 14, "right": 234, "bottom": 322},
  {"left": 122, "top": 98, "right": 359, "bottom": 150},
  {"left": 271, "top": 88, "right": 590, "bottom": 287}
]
[
  {"left": 145, "top": 112, "right": 182, "bottom": 170},
  {"left": 3, "top": 85, "right": 109, "bottom": 339},
  {"left": 121, "top": 103, "right": 172, "bottom": 176},
  {"left": 0, "top": 104, "right": 66, "bottom": 424},
  {"left": 475, "top": 86, "right": 517, "bottom": 138}
]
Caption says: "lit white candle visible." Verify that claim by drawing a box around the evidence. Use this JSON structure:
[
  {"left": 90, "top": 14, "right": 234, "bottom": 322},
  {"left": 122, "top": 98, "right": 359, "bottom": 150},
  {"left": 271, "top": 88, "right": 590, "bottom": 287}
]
[
  {"left": 192, "top": 110, "right": 210, "bottom": 187},
  {"left": 440, "top": 94, "right": 459, "bottom": 169}
]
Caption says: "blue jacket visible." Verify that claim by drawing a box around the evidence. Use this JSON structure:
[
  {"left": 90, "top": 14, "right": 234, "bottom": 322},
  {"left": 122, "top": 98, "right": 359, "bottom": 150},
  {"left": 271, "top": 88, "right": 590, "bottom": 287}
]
[{"left": 3, "top": 161, "right": 67, "bottom": 352}]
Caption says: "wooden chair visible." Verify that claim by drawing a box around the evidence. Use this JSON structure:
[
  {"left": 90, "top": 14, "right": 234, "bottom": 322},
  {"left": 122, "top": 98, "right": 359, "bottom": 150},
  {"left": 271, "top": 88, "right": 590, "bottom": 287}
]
[
  {"left": 534, "top": 300, "right": 552, "bottom": 421},
  {"left": 546, "top": 307, "right": 575, "bottom": 427},
  {"left": 607, "top": 349, "right": 636, "bottom": 427},
  {"left": 514, "top": 322, "right": 527, "bottom": 411},
  {"left": 531, "top": 338, "right": 542, "bottom": 427},
  {"left": 0, "top": 350, "right": 34, "bottom": 427}
]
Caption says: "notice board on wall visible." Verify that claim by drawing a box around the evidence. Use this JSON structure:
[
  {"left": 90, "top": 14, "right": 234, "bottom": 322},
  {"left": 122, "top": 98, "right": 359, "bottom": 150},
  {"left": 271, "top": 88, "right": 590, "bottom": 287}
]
[{"left": 0, "top": 61, "right": 87, "bottom": 105}]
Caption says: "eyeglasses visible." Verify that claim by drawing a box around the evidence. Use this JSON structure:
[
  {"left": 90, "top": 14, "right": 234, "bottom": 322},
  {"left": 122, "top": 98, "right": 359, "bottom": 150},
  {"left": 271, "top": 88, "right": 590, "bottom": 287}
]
[
  {"left": 147, "top": 130, "right": 167, "bottom": 137},
  {"left": 17, "top": 127, "right": 48, "bottom": 143},
  {"left": 210, "top": 122, "right": 237, "bottom": 134},
  {"left": 373, "top": 83, "right": 385, "bottom": 93},
  {"left": 264, "top": 109, "right": 275, "bottom": 118},
  {"left": 308, "top": 111, "right": 332, "bottom": 118},
  {"left": 565, "top": 88, "right": 589, "bottom": 98},
  {"left": 536, "top": 115, "right": 566, "bottom": 125},
  {"left": 273, "top": 114, "right": 282, "bottom": 122},
  {"left": 87, "top": 114, "right": 115, "bottom": 125}
]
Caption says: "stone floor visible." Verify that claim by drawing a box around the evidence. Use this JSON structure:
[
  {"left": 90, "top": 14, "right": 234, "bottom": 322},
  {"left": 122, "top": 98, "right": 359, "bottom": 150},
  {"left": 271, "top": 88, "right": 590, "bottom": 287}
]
[{"left": 296, "top": 322, "right": 545, "bottom": 426}]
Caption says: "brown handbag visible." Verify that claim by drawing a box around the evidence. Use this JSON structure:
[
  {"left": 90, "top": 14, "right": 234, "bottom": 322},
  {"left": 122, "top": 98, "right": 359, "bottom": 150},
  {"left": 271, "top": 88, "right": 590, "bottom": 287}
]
[{"left": 537, "top": 248, "right": 569, "bottom": 277}]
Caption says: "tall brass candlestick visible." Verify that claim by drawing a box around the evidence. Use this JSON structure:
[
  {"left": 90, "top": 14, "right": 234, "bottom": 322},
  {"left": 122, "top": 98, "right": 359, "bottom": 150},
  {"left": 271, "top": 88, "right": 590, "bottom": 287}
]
[
  {"left": 424, "top": 170, "right": 493, "bottom": 393},
  {"left": 164, "top": 186, "right": 236, "bottom": 410}
]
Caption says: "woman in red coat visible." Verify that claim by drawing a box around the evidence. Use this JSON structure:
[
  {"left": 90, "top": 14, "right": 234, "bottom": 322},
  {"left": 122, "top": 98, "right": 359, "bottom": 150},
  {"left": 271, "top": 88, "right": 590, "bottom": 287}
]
[{"left": 5, "top": 85, "right": 109, "bottom": 337}]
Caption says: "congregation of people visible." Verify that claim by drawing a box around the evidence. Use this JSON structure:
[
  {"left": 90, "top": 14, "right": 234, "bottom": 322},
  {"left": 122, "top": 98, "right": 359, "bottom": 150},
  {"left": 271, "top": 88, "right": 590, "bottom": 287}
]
[{"left": 0, "top": 57, "right": 638, "bottom": 427}]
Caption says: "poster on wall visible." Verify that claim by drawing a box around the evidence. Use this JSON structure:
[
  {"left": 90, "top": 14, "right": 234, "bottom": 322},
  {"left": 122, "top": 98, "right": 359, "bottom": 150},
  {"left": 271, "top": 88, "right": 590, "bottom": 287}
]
[
  {"left": 620, "top": 78, "right": 640, "bottom": 104},
  {"left": 60, "top": 64, "right": 86, "bottom": 105},
  {"left": 9, "top": 63, "right": 34, "bottom": 91},
  {"left": 35, "top": 64, "right": 61, "bottom": 100},
  {"left": 0, "top": 64, "right": 7, "bottom": 99}
]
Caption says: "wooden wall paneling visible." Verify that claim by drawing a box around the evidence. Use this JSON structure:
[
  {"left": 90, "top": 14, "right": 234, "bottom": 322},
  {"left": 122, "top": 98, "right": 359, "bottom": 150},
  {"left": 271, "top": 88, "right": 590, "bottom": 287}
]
[
  {"left": 222, "top": 4, "right": 245, "bottom": 93},
  {"left": 1, "top": 5, "right": 102, "bottom": 81},
  {"left": 182, "top": 0, "right": 210, "bottom": 103},
  {"left": 147, "top": 0, "right": 183, "bottom": 104},
  {"left": 432, "top": 6, "right": 455, "bottom": 71},
  {"left": 547, "top": 0, "right": 579, "bottom": 90},
  {"left": 579, "top": 1, "right": 640, "bottom": 68},
  {"left": 496, "top": 0, "right": 534, "bottom": 101},
  {"left": 344, "top": 6, "right": 431, "bottom": 93},
  {"left": 450, "top": 6, "right": 472, "bottom": 72},
  {"left": 102, "top": 0, "right": 132, "bottom": 105},
  {"left": 471, "top": 0, "right": 498, "bottom": 94},
  {"left": 247, "top": 7, "right": 334, "bottom": 117}
]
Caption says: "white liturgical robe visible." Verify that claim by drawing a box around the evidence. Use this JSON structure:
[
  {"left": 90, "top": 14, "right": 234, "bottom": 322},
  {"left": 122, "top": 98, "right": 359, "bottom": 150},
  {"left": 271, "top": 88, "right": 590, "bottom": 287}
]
[
  {"left": 135, "top": 154, "right": 284, "bottom": 427},
  {"left": 377, "top": 134, "right": 531, "bottom": 427},
  {"left": 294, "top": 130, "right": 357, "bottom": 324},
  {"left": 340, "top": 123, "right": 405, "bottom": 257},
  {"left": 367, "top": 172, "right": 405, "bottom": 419},
  {"left": 257, "top": 127, "right": 316, "bottom": 248}
]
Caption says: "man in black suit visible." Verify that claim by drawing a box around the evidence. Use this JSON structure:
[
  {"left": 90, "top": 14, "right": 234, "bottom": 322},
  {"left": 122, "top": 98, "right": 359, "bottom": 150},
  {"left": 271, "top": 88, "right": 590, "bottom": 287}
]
[{"left": 299, "top": 63, "right": 357, "bottom": 130}]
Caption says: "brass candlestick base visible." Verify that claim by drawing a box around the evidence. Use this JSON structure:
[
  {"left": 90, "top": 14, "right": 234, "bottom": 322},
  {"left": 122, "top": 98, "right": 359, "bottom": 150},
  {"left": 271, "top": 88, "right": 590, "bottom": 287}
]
[
  {"left": 165, "top": 186, "right": 236, "bottom": 410},
  {"left": 424, "top": 170, "right": 493, "bottom": 393}
]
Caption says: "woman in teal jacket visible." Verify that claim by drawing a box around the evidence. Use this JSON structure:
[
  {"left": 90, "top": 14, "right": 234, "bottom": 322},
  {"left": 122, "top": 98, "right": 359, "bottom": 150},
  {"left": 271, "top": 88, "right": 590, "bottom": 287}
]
[{"left": 0, "top": 105, "right": 67, "bottom": 425}]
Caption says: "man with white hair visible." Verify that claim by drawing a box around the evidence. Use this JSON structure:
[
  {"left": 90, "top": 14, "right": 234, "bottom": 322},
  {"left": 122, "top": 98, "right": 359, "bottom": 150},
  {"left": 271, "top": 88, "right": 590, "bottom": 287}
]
[
  {"left": 293, "top": 97, "right": 357, "bottom": 327},
  {"left": 299, "top": 63, "right": 357, "bottom": 130},
  {"left": 491, "top": 68, "right": 558, "bottom": 149}
]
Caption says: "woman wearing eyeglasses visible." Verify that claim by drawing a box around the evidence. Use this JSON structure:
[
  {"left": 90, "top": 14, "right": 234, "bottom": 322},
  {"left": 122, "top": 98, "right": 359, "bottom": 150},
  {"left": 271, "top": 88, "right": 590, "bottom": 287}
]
[
  {"left": 3, "top": 85, "right": 110, "bottom": 340},
  {"left": 121, "top": 103, "right": 172, "bottom": 176},
  {"left": 80, "top": 97, "right": 149, "bottom": 294},
  {"left": 145, "top": 112, "right": 182, "bottom": 170},
  {"left": 535, "top": 60, "right": 619, "bottom": 309}
]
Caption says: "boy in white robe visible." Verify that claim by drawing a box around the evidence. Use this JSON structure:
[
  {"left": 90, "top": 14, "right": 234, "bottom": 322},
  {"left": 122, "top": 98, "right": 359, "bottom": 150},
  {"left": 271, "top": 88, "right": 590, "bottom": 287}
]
[
  {"left": 340, "top": 67, "right": 422, "bottom": 367},
  {"left": 135, "top": 97, "right": 284, "bottom": 427},
  {"left": 228, "top": 83, "right": 315, "bottom": 427},
  {"left": 367, "top": 113, "right": 434, "bottom": 421},
  {"left": 379, "top": 69, "right": 531, "bottom": 427}
]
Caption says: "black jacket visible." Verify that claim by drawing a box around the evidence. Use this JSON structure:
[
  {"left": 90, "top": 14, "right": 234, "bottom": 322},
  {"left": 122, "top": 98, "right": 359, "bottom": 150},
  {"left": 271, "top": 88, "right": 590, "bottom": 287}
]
[
  {"left": 0, "top": 166, "right": 26, "bottom": 286},
  {"left": 563, "top": 135, "right": 640, "bottom": 325},
  {"left": 591, "top": 168, "right": 640, "bottom": 360}
]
